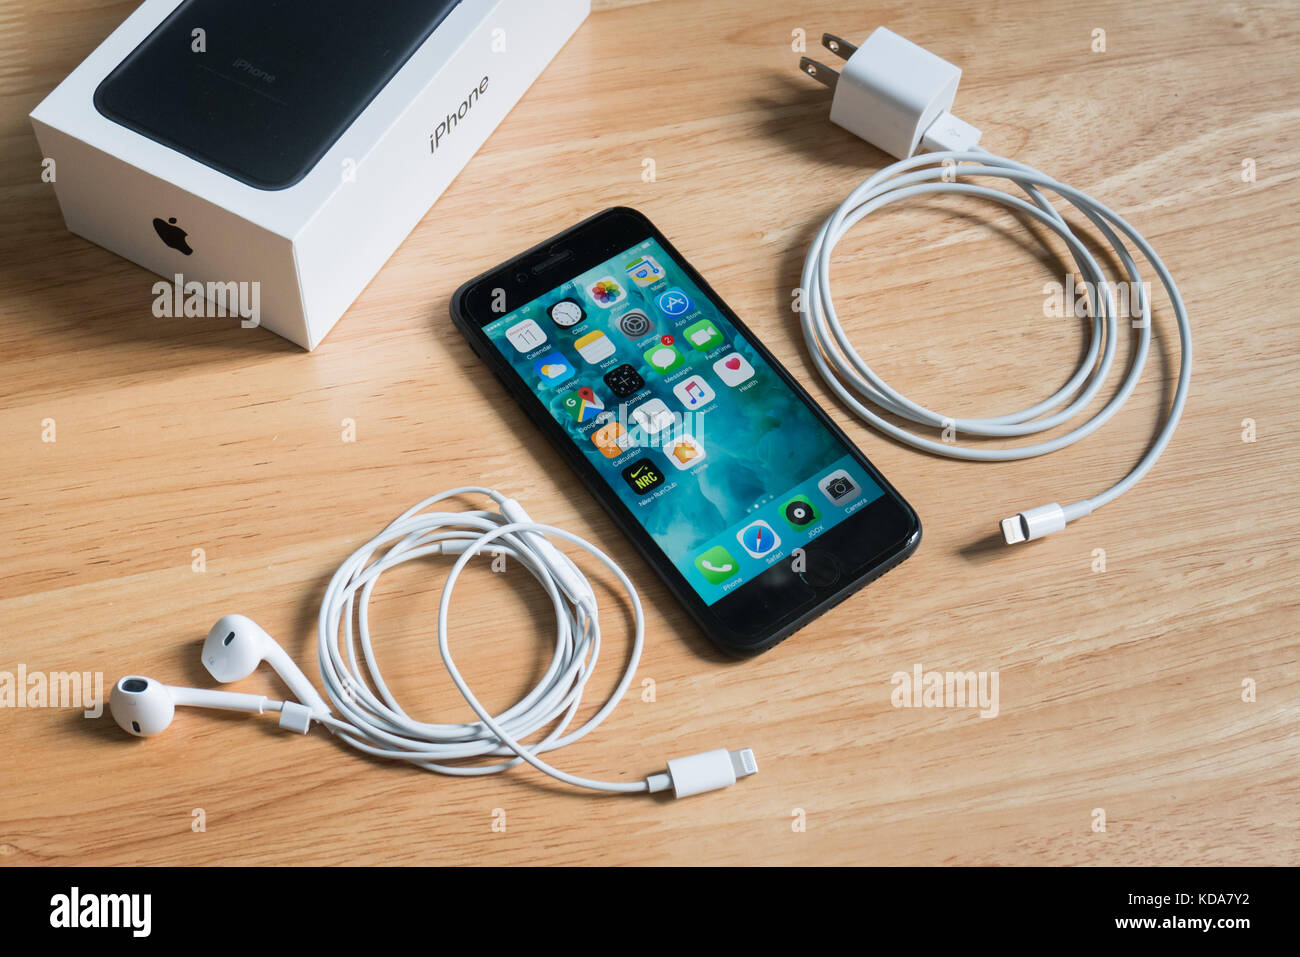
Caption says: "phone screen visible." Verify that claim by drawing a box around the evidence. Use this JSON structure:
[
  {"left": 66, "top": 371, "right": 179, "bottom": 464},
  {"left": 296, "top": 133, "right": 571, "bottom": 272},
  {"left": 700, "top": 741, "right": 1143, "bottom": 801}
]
[{"left": 483, "top": 237, "right": 884, "bottom": 605}]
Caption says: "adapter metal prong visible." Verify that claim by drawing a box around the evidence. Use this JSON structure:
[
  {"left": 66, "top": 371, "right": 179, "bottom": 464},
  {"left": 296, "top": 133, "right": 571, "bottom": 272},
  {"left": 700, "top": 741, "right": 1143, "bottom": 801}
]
[
  {"left": 799, "top": 56, "right": 838, "bottom": 89},
  {"left": 821, "top": 33, "right": 858, "bottom": 60}
]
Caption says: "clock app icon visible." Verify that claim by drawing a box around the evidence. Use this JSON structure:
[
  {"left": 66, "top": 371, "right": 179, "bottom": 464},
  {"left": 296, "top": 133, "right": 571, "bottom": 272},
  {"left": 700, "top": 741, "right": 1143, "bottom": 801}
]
[{"left": 549, "top": 297, "right": 586, "bottom": 328}]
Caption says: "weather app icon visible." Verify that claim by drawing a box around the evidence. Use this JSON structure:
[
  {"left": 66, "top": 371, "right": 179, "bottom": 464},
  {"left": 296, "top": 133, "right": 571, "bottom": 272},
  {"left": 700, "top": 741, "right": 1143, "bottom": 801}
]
[{"left": 532, "top": 351, "right": 575, "bottom": 386}]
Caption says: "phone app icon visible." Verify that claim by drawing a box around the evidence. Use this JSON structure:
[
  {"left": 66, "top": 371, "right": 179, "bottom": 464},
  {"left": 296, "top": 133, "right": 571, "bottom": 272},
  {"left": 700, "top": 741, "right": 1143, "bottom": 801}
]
[
  {"left": 664, "top": 434, "right": 706, "bottom": 470},
  {"left": 505, "top": 318, "right": 547, "bottom": 353},
  {"left": 818, "top": 469, "right": 861, "bottom": 505},
  {"left": 592, "top": 421, "right": 629, "bottom": 458},
  {"left": 548, "top": 298, "right": 585, "bottom": 328},
  {"left": 588, "top": 277, "right": 626, "bottom": 309},
  {"left": 615, "top": 309, "right": 653, "bottom": 339},
  {"left": 683, "top": 318, "right": 724, "bottom": 352},
  {"left": 574, "top": 329, "right": 615, "bottom": 364},
  {"left": 603, "top": 363, "right": 645, "bottom": 398},
  {"left": 560, "top": 386, "right": 605, "bottom": 422},
  {"left": 631, "top": 398, "right": 674, "bottom": 435},
  {"left": 695, "top": 545, "right": 740, "bottom": 585},
  {"left": 621, "top": 457, "right": 664, "bottom": 495},
  {"left": 713, "top": 352, "right": 755, "bottom": 387},
  {"left": 780, "top": 494, "right": 821, "bottom": 530},
  {"left": 737, "top": 519, "right": 781, "bottom": 558},
  {"left": 644, "top": 342, "right": 685, "bottom": 375},
  {"left": 532, "top": 351, "right": 575, "bottom": 386},
  {"left": 672, "top": 374, "right": 715, "bottom": 410},
  {"left": 625, "top": 255, "right": 666, "bottom": 287},
  {"left": 655, "top": 287, "right": 693, "bottom": 317}
]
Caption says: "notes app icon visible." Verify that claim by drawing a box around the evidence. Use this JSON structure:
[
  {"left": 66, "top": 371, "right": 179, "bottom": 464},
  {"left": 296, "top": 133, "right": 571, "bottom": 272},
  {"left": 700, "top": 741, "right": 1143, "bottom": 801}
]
[{"left": 575, "top": 329, "right": 615, "bottom": 364}]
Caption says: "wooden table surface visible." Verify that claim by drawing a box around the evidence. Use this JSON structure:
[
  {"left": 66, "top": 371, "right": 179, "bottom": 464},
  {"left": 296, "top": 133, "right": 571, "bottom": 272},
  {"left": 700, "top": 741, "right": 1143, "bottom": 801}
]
[{"left": 1, "top": 0, "right": 1297, "bottom": 866}]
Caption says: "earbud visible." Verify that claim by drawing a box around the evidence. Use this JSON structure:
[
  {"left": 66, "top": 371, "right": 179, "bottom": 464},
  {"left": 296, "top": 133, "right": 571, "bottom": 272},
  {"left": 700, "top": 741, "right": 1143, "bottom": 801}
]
[
  {"left": 202, "top": 614, "right": 330, "bottom": 715},
  {"left": 109, "top": 675, "right": 269, "bottom": 736}
]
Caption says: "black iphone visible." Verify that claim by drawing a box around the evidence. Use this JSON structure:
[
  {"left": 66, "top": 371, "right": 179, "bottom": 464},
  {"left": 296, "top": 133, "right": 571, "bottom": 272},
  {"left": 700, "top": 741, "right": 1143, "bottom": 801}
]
[
  {"left": 451, "top": 208, "right": 920, "bottom": 656},
  {"left": 94, "top": 0, "right": 462, "bottom": 190}
]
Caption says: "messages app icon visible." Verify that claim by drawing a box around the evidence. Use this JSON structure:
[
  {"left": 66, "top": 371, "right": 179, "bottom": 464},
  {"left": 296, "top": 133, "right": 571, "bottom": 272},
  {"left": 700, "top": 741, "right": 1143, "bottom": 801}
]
[
  {"left": 644, "top": 342, "right": 684, "bottom": 374},
  {"left": 695, "top": 545, "right": 739, "bottom": 585}
]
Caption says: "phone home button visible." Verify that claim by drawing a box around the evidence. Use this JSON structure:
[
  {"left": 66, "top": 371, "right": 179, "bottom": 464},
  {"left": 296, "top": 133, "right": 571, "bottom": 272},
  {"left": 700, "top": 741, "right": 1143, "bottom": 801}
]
[{"left": 797, "top": 548, "right": 842, "bottom": 589}]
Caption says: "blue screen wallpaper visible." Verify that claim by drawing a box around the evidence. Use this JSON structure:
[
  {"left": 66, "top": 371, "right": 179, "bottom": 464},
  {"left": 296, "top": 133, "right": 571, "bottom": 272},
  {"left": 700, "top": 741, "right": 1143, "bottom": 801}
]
[{"left": 484, "top": 238, "right": 882, "bottom": 604}]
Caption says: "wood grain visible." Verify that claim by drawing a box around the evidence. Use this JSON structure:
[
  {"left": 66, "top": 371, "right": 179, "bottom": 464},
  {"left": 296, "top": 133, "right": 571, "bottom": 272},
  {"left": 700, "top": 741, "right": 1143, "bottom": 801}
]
[{"left": 0, "top": 0, "right": 1297, "bottom": 866}]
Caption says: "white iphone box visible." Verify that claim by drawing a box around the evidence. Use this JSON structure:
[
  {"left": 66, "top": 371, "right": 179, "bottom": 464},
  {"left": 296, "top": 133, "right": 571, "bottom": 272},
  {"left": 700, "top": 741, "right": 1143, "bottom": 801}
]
[{"left": 29, "top": 0, "right": 590, "bottom": 349}]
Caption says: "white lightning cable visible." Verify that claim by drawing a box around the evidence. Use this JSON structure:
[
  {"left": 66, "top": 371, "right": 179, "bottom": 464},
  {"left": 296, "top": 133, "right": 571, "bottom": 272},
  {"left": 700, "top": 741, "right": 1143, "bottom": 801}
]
[
  {"left": 797, "top": 27, "right": 1192, "bottom": 543},
  {"left": 799, "top": 148, "right": 1192, "bottom": 543},
  {"left": 305, "top": 487, "right": 755, "bottom": 798}
]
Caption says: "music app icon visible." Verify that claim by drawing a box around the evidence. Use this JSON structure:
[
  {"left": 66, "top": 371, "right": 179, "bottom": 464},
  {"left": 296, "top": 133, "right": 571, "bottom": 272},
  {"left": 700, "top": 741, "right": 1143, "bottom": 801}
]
[{"left": 672, "top": 374, "right": 716, "bottom": 410}]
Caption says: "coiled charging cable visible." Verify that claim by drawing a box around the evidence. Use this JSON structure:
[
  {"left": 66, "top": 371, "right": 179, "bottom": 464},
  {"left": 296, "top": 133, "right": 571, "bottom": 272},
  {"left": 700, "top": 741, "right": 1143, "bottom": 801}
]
[{"left": 799, "top": 149, "right": 1192, "bottom": 543}]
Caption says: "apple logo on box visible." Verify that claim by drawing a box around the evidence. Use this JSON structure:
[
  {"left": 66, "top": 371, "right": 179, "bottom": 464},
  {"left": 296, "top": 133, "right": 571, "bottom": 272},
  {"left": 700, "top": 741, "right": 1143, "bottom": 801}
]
[{"left": 152, "top": 216, "right": 193, "bottom": 255}]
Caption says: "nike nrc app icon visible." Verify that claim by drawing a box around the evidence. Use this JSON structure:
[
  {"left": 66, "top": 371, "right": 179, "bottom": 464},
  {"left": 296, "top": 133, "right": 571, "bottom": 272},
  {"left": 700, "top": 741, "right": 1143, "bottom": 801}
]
[{"left": 621, "top": 458, "right": 664, "bottom": 496}]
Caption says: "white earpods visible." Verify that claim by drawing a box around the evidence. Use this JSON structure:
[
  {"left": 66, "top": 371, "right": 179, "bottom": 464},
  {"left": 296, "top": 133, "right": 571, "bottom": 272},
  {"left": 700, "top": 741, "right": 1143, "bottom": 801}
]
[
  {"left": 109, "top": 616, "right": 330, "bottom": 740},
  {"left": 109, "top": 675, "right": 269, "bottom": 736},
  {"left": 202, "top": 614, "right": 330, "bottom": 715}
]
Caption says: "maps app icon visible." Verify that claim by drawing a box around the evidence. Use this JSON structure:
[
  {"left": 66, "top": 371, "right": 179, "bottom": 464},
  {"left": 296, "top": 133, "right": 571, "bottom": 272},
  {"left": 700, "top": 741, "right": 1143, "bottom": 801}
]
[
  {"left": 626, "top": 255, "right": 665, "bottom": 287},
  {"left": 561, "top": 386, "right": 605, "bottom": 423}
]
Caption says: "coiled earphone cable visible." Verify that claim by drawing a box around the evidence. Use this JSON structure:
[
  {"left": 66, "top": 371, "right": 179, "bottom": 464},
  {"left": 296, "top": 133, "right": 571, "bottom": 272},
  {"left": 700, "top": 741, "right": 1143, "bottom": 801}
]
[{"left": 307, "top": 488, "right": 755, "bottom": 798}]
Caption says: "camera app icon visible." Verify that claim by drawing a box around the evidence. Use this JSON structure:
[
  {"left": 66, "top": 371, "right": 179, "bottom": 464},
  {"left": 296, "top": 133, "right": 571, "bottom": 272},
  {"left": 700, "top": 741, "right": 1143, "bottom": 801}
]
[{"left": 817, "top": 469, "right": 861, "bottom": 505}]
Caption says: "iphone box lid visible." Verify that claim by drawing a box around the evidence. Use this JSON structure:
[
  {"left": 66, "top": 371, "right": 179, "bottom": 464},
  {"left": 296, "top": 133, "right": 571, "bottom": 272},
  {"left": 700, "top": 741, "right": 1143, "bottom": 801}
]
[{"left": 29, "top": 0, "right": 590, "bottom": 349}]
